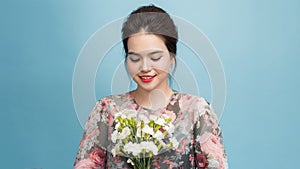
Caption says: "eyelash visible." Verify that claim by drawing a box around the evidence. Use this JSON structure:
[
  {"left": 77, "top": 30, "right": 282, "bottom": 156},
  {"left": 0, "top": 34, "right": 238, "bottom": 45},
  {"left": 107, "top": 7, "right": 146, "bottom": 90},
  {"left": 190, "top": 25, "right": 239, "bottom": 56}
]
[
  {"left": 129, "top": 56, "right": 161, "bottom": 62},
  {"left": 151, "top": 57, "right": 161, "bottom": 61},
  {"left": 130, "top": 58, "right": 140, "bottom": 62}
]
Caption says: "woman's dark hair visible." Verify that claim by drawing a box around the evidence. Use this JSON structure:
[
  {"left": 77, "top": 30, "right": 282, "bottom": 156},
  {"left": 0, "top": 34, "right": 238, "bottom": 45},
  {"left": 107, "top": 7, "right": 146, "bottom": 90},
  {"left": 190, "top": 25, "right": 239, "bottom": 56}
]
[{"left": 122, "top": 5, "right": 178, "bottom": 59}]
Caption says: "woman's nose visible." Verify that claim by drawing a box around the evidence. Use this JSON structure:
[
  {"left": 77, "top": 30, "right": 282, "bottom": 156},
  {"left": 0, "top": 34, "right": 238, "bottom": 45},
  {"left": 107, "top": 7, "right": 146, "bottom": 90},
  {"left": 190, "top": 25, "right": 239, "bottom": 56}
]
[{"left": 141, "top": 59, "right": 151, "bottom": 72}]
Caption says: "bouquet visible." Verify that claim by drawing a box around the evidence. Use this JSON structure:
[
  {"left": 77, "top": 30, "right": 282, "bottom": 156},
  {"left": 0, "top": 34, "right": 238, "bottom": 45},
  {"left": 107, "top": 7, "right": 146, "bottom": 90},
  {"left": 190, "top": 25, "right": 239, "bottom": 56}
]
[{"left": 111, "top": 109, "right": 179, "bottom": 169}]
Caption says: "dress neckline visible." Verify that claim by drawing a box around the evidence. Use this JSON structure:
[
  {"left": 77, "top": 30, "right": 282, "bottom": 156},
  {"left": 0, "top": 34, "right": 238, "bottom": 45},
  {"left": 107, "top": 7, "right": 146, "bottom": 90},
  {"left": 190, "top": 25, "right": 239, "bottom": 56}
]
[{"left": 128, "top": 90, "right": 178, "bottom": 112}]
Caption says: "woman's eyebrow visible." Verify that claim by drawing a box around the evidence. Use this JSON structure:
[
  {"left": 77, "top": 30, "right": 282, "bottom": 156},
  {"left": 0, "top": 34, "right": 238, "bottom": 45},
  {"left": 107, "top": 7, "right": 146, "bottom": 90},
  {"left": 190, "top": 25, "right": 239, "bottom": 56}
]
[
  {"left": 148, "top": 50, "right": 164, "bottom": 56},
  {"left": 128, "top": 50, "right": 164, "bottom": 56},
  {"left": 127, "top": 51, "right": 142, "bottom": 56}
]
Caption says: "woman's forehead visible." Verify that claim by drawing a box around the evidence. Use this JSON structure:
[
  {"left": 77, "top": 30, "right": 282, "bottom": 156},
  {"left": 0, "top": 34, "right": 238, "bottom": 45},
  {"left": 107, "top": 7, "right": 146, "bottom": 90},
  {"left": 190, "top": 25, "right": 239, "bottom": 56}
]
[
  {"left": 127, "top": 50, "right": 167, "bottom": 56},
  {"left": 127, "top": 34, "right": 167, "bottom": 51}
]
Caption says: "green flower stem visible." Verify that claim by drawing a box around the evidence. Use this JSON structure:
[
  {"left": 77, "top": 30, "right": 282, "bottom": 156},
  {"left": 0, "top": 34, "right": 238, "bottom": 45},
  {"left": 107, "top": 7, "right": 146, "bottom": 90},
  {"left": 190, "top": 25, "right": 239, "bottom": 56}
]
[{"left": 132, "top": 158, "right": 152, "bottom": 169}]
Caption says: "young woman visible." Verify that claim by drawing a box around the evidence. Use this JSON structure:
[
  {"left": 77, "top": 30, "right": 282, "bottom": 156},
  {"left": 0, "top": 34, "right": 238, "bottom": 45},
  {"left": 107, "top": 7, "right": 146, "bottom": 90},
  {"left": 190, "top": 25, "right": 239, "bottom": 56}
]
[{"left": 74, "top": 5, "right": 228, "bottom": 169}]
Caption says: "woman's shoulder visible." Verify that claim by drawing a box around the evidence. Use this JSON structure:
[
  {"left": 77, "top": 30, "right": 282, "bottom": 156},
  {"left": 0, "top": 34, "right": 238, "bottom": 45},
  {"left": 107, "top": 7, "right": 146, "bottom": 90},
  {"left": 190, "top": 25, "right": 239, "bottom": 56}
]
[
  {"left": 176, "top": 92, "right": 210, "bottom": 106},
  {"left": 176, "top": 92, "right": 217, "bottom": 119},
  {"left": 97, "top": 92, "right": 131, "bottom": 101},
  {"left": 95, "top": 92, "right": 133, "bottom": 110}
]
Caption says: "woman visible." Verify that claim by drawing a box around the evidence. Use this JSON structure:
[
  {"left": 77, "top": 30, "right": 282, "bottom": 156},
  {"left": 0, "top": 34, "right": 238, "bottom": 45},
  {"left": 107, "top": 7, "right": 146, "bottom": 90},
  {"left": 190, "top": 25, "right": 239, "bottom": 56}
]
[{"left": 74, "top": 5, "right": 228, "bottom": 169}]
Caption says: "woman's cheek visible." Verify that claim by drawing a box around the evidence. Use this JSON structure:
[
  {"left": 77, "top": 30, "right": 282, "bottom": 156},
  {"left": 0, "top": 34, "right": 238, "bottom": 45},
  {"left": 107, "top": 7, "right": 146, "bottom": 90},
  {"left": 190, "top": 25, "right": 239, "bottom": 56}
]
[
  {"left": 127, "top": 63, "right": 140, "bottom": 77},
  {"left": 153, "top": 62, "right": 171, "bottom": 73}
]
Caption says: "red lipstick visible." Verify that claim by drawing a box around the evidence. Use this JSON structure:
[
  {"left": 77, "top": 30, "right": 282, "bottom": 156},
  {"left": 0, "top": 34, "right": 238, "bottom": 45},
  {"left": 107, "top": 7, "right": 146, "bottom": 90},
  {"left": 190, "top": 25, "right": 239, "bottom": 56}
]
[{"left": 139, "top": 75, "right": 156, "bottom": 83}]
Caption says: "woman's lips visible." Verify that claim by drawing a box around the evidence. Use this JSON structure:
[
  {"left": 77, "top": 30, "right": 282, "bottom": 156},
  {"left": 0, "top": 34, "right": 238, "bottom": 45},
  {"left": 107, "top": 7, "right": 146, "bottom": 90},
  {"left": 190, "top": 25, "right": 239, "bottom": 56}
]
[{"left": 139, "top": 75, "right": 156, "bottom": 83}]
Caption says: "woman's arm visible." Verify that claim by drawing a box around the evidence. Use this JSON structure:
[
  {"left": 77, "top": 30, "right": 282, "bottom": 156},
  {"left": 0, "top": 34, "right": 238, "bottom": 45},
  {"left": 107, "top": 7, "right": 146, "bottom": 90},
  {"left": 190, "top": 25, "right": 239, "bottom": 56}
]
[
  {"left": 194, "top": 98, "right": 228, "bottom": 169},
  {"left": 73, "top": 100, "right": 108, "bottom": 169}
]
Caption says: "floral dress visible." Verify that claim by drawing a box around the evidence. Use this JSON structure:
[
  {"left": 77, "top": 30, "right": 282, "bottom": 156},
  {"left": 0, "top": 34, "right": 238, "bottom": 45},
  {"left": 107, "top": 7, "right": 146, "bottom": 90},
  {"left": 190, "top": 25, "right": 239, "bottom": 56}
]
[{"left": 73, "top": 92, "right": 228, "bottom": 169}]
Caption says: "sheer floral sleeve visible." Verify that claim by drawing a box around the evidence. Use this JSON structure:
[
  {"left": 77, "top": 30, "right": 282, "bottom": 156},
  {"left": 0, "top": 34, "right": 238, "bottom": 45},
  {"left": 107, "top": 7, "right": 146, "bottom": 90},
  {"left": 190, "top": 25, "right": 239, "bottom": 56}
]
[
  {"left": 194, "top": 98, "right": 228, "bottom": 169},
  {"left": 73, "top": 99, "right": 108, "bottom": 169}
]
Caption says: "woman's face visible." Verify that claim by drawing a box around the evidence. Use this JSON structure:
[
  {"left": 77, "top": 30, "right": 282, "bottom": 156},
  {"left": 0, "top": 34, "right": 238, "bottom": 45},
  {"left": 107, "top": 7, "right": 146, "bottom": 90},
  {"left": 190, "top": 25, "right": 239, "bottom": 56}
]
[{"left": 126, "top": 33, "right": 174, "bottom": 92}]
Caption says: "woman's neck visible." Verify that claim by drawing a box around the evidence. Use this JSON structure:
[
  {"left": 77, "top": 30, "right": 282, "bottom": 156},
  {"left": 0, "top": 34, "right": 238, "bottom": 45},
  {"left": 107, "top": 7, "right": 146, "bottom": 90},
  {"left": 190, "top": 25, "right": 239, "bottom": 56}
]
[{"left": 132, "top": 87, "right": 174, "bottom": 110}]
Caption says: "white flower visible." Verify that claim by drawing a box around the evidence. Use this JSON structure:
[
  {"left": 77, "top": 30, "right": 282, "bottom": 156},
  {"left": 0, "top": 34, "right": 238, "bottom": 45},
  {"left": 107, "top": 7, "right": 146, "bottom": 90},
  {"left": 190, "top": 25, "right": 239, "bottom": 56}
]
[
  {"left": 170, "top": 137, "right": 179, "bottom": 149},
  {"left": 111, "top": 110, "right": 178, "bottom": 159},
  {"left": 156, "top": 118, "right": 166, "bottom": 126},
  {"left": 119, "top": 127, "right": 131, "bottom": 140},
  {"left": 140, "top": 141, "right": 158, "bottom": 155},
  {"left": 158, "top": 139, "right": 166, "bottom": 147},
  {"left": 111, "top": 130, "right": 119, "bottom": 143},
  {"left": 136, "top": 125, "right": 142, "bottom": 137},
  {"left": 127, "top": 159, "right": 134, "bottom": 165},
  {"left": 153, "top": 130, "right": 164, "bottom": 140},
  {"left": 115, "top": 122, "right": 120, "bottom": 130},
  {"left": 124, "top": 142, "right": 141, "bottom": 156},
  {"left": 114, "top": 111, "right": 122, "bottom": 120},
  {"left": 111, "top": 143, "right": 120, "bottom": 157},
  {"left": 142, "top": 125, "right": 154, "bottom": 135},
  {"left": 111, "top": 147, "right": 117, "bottom": 157}
]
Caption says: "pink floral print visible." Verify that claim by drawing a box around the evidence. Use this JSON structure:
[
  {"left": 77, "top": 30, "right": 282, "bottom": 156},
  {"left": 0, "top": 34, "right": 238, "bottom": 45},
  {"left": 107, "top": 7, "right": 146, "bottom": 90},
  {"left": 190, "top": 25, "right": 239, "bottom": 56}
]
[{"left": 74, "top": 92, "right": 228, "bottom": 168}]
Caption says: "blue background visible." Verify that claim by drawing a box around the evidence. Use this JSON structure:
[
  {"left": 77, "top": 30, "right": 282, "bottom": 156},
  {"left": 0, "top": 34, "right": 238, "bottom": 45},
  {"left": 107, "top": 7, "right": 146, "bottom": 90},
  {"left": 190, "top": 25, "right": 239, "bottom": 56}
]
[{"left": 1, "top": 0, "right": 299, "bottom": 168}]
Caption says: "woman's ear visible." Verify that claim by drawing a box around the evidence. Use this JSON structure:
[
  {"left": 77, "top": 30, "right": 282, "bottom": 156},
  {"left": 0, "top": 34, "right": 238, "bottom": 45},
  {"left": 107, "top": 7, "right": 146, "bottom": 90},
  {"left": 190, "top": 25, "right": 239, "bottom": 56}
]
[
  {"left": 170, "top": 55, "right": 175, "bottom": 65},
  {"left": 169, "top": 56, "right": 176, "bottom": 73}
]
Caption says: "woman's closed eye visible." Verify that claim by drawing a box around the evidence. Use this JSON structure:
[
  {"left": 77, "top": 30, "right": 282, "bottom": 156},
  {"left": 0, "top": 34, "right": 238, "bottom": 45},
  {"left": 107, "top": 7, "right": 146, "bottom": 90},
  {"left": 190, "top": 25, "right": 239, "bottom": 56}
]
[
  {"left": 151, "top": 56, "right": 162, "bottom": 61},
  {"left": 129, "top": 58, "right": 140, "bottom": 62},
  {"left": 128, "top": 55, "right": 141, "bottom": 62}
]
